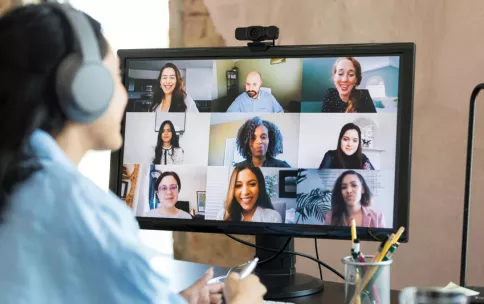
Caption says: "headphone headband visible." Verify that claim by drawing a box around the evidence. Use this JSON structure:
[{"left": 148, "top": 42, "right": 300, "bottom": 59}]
[{"left": 46, "top": 2, "right": 114, "bottom": 124}]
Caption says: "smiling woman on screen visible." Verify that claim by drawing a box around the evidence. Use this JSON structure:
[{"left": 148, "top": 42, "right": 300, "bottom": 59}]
[
  {"left": 149, "top": 62, "right": 199, "bottom": 113},
  {"left": 321, "top": 57, "right": 377, "bottom": 113},
  {"left": 216, "top": 164, "right": 282, "bottom": 223}
]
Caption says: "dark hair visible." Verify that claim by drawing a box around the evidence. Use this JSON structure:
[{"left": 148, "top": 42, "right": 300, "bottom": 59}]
[
  {"left": 335, "top": 123, "right": 363, "bottom": 169},
  {"left": 223, "top": 163, "right": 274, "bottom": 221},
  {"left": 332, "top": 57, "right": 362, "bottom": 113},
  {"left": 330, "top": 170, "right": 372, "bottom": 226},
  {"left": 149, "top": 63, "right": 187, "bottom": 112},
  {"left": 0, "top": 4, "right": 108, "bottom": 219},
  {"left": 152, "top": 120, "right": 181, "bottom": 164},
  {"left": 155, "top": 171, "right": 182, "bottom": 193},
  {"left": 236, "top": 116, "right": 283, "bottom": 159}
]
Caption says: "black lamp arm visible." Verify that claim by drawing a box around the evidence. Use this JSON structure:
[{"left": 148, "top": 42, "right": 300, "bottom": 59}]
[{"left": 460, "top": 83, "right": 484, "bottom": 287}]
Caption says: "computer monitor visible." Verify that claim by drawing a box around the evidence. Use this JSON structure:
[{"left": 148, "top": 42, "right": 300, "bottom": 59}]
[{"left": 111, "top": 42, "right": 415, "bottom": 298}]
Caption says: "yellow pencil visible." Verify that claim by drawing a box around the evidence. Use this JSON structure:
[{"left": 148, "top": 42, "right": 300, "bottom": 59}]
[
  {"left": 351, "top": 218, "right": 357, "bottom": 244},
  {"left": 350, "top": 227, "right": 405, "bottom": 303},
  {"left": 355, "top": 268, "right": 361, "bottom": 304}
]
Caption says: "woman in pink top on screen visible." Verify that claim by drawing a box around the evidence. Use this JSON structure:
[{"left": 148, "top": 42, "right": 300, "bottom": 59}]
[{"left": 324, "top": 170, "right": 386, "bottom": 228}]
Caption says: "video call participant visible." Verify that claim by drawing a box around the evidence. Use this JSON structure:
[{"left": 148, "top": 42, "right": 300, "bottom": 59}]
[
  {"left": 234, "top": 116, "right": 290, "bottom": 168},
  {"left": 216, "top": 164, "right": 282, "bottom": 223},
  {"left": 226, "top": 71, "right": 284, "bottom": 113},
  {"left": 0, "top": 4, "right": 266, "bottom": 304},
  {"left": 321, "top": 57, "right": 377, "bottom": 113},
  {"left": 324, "top": 170, "right": 386, "bottom": 228},
  {"left": 144, "top": 172, "right": 192, "bottom": 219},
  {"left": 149, "top": 62, "right": 199, "bottom": 113},
  {"left": 153, "top": 120, "right": 184, "bottom": 165},
  {"left": 319, "top": 123, "right": 374, "bottom": 170}
]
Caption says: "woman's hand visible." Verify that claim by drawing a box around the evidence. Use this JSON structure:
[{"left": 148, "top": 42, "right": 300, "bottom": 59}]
[
  {"left": 179, "top": 268, "right": 224, "bottom": 304},
  {"left": 223, "top": 272, "right": 267, "bottom": 304}
]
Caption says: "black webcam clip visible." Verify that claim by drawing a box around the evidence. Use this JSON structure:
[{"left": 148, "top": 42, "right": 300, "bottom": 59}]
[{"left": 235, "top": 26, "right": 279, "bottom": 52}]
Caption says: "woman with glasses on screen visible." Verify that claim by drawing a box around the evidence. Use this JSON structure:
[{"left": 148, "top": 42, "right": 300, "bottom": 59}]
[
  {"left": 321, "top": 57, "right": 377, "bottom": 113},
  {"left": 144, "top": 171, "right": 192, "bottom": 219},
  {"left": 234, "top": 116, "right": 290, "bottom": 168},
  {"left": 149, "top": 63, "right": 199, "bottom": 113},
  {"left": 153, "top": 120, "right": 184, "bottom": 165},
  {"left": 0, "top": 5, "right": 267, "bottom": 303},
  {"left": 319, "top": 123, "right": 374, "bottom": 170},
  {"left": 324, "top": 170, "right": 386, "bottom": 228},
  {"left": 216, "top": 164, "right": 282, "bottom": 223}
]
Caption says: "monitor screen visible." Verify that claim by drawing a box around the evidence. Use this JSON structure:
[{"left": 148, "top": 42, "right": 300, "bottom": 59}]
[{"left": 113, "top": 43, "right": 414, "bottom": 241}]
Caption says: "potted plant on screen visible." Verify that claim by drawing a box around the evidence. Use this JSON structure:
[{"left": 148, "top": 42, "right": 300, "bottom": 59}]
[{"left": 295, "top": 169, "right": 332, "bottom": 224}]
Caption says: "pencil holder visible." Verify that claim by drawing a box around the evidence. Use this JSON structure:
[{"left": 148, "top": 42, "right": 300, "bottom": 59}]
[{"left": 342, "top": 255, "right": 393, "bottom": 304}]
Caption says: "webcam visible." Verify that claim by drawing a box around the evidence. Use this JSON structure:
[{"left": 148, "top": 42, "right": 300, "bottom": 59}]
[{"left": 235, "top": 26, "right": 279, "bottom": 51}]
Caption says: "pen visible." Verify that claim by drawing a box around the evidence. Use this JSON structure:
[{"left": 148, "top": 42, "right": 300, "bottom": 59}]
[
  {"left": 239, "top": 257, "right": 259, "bottom": 280},
  {"left": 355, "top": 268, "right": 361, "bottom": 304}
]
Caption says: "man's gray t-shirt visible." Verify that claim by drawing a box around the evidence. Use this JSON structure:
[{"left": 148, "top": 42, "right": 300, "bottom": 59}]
[{"left": 226, "top": 90, "right": 284, "bottom": 112}]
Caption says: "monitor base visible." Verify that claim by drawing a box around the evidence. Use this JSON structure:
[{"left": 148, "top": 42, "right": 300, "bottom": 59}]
[{"left": 258, "top": 272, "right": 324, "bottom": 299}]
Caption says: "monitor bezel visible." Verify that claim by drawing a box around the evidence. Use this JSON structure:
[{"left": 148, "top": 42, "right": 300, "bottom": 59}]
[{"left": 112, "top": 43, "right": 415, "bottom": 242}]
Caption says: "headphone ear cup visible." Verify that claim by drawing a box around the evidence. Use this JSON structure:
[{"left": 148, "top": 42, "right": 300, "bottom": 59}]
[{"left": 56, "top": 53, "right": 114, "bottom": 124}]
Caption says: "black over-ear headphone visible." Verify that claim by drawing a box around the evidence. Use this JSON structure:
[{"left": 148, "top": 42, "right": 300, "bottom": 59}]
[{"left": 48, "top": 3, "right": 114, "bottom": 123}]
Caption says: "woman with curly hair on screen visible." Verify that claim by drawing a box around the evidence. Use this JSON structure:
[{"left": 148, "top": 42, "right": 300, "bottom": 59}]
[
  {"left": 216, "top": 164, "right": 282, "bottom": 223},
  {"left": 324, "top": 170, "right": 385, "bottom": 228},
  {"left": 234, "top": 116, "right": 290, "bottom": 168}
]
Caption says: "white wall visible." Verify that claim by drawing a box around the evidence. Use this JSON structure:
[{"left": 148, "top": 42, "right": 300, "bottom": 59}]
[
  {"left": 123, "top": 112, "right": 211, "bottom": 165},
  {"left": 136, "top": 164, "right": 207, "bottom": 216},
  {"left": 185, "top": 68, "right": 213, "bottom": 100},
  {"left": 297, "top": 113, "right": 397, "bottom": 169},
  {"left": 296, "top": 168, "right": 395, "bottom": 227}
]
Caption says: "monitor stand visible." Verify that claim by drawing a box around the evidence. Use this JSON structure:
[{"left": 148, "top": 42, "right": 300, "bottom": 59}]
[{"left": 255, "top": 235, "right": 324, "bottom": 299}]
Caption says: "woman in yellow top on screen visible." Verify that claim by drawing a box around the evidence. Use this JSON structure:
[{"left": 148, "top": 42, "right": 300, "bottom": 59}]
[
  {"left": 149, "top": 63, "right": 199, "bottom": 113},
  {"left": 144, "top": 171, "right": 192, "bottom": 219},
  {"left": 152, "top": 120, "right": 184, "bottom": 165},
  {"left": 319, "top": 123, "right": 374, "bottom": 170},
  {"left": 324, "top": 170, "right": 386, "bottom": 228},
  {"left": 234, "top": 116, "right": 290, "bottom": 168},
  {"left": 321, "top": 57, "right": 377, "bottom": 113},
  {"left": 216, "top": 164, "right": 282, "bottom": 223}
]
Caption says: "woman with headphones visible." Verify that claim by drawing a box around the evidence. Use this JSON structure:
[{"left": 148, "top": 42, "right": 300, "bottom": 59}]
[{"left": 0, "top": 4, "right": 265, "bottom": 304}]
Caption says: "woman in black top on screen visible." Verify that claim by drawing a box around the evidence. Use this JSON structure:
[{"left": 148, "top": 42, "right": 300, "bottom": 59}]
[
  {"left": 152, "top": 120, "right": 184, "bottom": 165},
  {"left": 321, "top": 57, "right": 377, "bottom": 113},
  {"left": 319, "top": 123, "right": 374, "bottom": 170},
  {"left": 234, "top": 116, "right": 290, "bottom": 168}
]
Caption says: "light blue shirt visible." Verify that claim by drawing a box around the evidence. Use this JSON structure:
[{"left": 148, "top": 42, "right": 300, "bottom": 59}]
[
  {"left": 226, "top": 90, "right": 284, "bottom": 112},
  {"left": 0, "top": 130, "right": 186, "bottom": 304}
]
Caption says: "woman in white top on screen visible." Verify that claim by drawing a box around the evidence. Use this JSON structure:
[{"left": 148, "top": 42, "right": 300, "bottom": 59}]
[
  {"left": 153, "top": 120, "right": 184, "bottom": 165},
  {"left": 149, "top": 63, "right": 199, "bottom": 113},
  {"left": 216, "top": 164, "right": 282, "bottom": 223},
  {"left": 144, "top": 171, "right": 192, "bottom": 219}
]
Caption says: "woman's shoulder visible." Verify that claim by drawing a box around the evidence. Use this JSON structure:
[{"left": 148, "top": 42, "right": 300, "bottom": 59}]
[
  {"left": 177, "top": 209, "right": 193, "bottom": 219},
  {"left": 260, "top": 207, "right": 282, "bottom": 223}
]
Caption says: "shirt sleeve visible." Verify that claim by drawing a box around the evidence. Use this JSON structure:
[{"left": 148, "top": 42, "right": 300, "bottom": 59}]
[
  {"left": 321, "top": 89, "right": 332, "bottom": 112},
  {"left": 185, "top": 95, "right": 199, "bottom": 113},
  {"left": 319, "top": 151, "right": 333, "bottom": 169},
  {"left": 226, "top": 97, "right": 240, "bottom": 112},
  {"left": 72, "top": 187, "right": 187, "bottom": 304},
  {"left": 272, "top": 96, "right": 284, "bottom": 113}
]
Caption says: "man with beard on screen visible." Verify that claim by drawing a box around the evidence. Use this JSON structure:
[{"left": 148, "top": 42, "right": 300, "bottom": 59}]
[{"left": 226, "top": 71, "right": 284, "bottom": 113}]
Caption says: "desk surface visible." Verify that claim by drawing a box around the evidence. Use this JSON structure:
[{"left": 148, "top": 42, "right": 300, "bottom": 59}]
[{"left": 155, "top": 255, "right": 400, "bottom": 303}]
